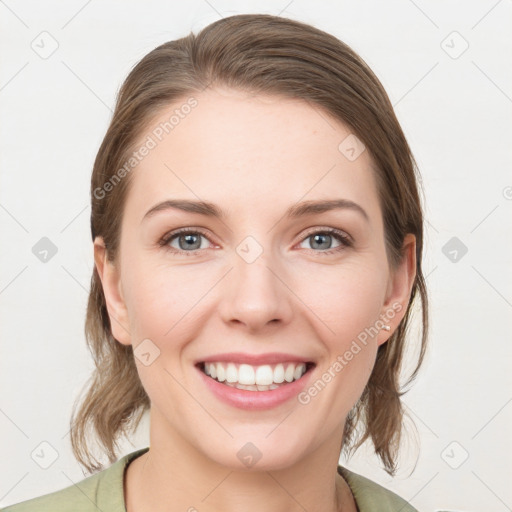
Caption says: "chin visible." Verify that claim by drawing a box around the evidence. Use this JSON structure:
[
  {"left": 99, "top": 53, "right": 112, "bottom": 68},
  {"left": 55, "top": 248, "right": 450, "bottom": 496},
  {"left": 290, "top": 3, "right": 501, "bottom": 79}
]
[{"left": 195, "top": 430, "right": 311, "bottom": 472}]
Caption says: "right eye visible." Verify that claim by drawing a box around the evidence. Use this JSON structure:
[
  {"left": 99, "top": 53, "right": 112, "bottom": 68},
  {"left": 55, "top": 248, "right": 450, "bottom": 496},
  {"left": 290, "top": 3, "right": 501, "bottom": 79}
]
[{"left": 159, "top": 228, "right": 214, "bottom": 256}]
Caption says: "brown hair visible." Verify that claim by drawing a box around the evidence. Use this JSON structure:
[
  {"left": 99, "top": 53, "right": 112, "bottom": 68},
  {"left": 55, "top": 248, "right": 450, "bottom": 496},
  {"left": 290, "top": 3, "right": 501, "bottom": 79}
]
[{"left": 70, "top": 13, "right": 429, "bottom": 476}]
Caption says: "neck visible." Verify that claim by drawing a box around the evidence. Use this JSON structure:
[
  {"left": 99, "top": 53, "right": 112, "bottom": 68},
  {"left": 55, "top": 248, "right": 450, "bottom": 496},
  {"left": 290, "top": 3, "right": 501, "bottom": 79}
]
[{"left": 124, "top": 407, "right": 357, "bottom": 512}]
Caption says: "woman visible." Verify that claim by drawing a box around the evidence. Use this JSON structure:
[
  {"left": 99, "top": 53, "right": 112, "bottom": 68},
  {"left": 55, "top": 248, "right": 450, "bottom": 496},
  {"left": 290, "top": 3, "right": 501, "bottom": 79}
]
[{"left": 4, "top": 13, "right": 428, "bottom": 511}]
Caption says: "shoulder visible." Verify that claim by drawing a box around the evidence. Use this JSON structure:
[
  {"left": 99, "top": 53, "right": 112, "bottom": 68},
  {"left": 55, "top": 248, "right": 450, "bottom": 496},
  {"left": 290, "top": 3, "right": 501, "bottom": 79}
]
[
  {"left": 1, "top": 448, "right": 150, "bottom": 512},
  {"left": 338, "top": 466, "right": 418, "bottom": 512}
]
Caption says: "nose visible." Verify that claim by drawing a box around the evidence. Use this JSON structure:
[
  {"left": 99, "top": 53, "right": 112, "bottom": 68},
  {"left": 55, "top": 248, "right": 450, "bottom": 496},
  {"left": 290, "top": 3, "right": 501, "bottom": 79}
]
[{"left": 218, "top": 251, "right": 294, "bottom": 334}]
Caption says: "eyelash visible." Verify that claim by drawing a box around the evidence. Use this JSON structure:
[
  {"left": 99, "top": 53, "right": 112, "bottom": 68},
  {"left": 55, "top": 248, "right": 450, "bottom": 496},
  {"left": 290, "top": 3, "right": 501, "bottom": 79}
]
[{"left": 158, "top": 227, "right": 353, "bottom": 257}]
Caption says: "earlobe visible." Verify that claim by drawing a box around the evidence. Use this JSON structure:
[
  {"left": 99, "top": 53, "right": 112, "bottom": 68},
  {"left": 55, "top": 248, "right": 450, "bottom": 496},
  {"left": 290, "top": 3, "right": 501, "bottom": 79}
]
[
  {"left": 93, "top": 237, "right": 132, "bottom": 346},
  {"left": 377, "top": 234, "right": 417, "bottom": 346}
]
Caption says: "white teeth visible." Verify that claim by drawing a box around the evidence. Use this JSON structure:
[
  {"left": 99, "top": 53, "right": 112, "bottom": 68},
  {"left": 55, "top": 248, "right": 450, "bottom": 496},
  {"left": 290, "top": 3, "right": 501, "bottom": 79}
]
[
  {"left": 293, "top": 363, "right": 306, "bottom": 381},
  {"left": 284, "top": 363, "right": 295, "bottom": 383},
  {"left": 226, "top": 363, "right": 237, "bottom": 383},
  {"left": 216, "top": 363, "right": 226, "bottom": 382},
  {"left": 202, "top": 361, "right": 309, "bottom": 388},
  {"left": 273, "top": 363, "right": 285, "bottom": 383},
  {"left": 255, "top": 365, "right": 274, "bottom": 386},
  {"left": 238, "top": 364, "right": 255, "bottom": 385}
]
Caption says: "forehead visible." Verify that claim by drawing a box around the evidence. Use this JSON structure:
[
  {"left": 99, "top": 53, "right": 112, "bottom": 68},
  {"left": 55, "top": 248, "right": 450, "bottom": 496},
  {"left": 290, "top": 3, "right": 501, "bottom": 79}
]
[{"left": 124, "top": 87, "right": 380, "bottom": 223}]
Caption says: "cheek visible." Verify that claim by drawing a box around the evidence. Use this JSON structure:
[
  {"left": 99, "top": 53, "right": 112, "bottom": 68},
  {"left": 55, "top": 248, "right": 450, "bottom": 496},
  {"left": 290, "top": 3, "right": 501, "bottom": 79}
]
[
  {"left": 123, "top": 248, "right": 388, "bottom": 347},
  {"left": 301, "top": 258, "right": 388, "bottom": 340},
  {"left": 122, "top": 256, "right": 204, "bottom": 339},
  {"left": 299, "top": 261, "right": 386, "bottom": 400},
  {"left": 122, "top": 261, "right": 200, "bottom": 413}
]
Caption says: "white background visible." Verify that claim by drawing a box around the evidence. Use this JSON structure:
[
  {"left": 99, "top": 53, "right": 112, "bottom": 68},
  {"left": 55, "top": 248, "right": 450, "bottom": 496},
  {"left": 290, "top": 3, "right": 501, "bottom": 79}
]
[{"left": 1, "top": 1, "right": 511, "bottom": 510}]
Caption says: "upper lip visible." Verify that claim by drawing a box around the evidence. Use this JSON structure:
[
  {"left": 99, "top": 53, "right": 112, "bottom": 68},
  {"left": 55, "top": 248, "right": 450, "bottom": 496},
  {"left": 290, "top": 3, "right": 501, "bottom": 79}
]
[{"left": 196, "top": 352, "right": 315, "bottom": 365}]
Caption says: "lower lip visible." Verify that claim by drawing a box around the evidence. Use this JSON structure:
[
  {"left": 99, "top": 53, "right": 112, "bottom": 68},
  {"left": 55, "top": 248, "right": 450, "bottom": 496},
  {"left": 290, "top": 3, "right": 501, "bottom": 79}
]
[{"left": 197, "top": 365, "right": 314, "bottom": 410}]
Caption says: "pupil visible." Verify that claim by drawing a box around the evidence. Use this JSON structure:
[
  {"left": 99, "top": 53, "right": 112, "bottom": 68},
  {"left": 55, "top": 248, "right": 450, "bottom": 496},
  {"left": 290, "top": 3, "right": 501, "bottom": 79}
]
[
  {"left": 181, "top": 234, "right": 200, "bottom": 250},
  {"left": 312, "top": 233, "right": 330, "bottom": 250}
]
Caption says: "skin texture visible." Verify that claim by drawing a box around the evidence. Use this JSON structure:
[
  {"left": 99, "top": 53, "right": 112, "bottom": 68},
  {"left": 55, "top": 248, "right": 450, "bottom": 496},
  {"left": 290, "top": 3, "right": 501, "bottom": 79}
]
[{"left": 94, "top": 87, "right": 416, "bottom": 512}]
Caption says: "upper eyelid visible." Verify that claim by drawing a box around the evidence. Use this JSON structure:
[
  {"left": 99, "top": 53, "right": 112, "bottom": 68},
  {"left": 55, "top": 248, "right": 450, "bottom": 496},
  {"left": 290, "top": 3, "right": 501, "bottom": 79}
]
[
  {"left": 299, "top": 226, "right": 353, "bottom": 243},
  {"left": 162, "top": 226, "right": 353, "bottom": 248}
]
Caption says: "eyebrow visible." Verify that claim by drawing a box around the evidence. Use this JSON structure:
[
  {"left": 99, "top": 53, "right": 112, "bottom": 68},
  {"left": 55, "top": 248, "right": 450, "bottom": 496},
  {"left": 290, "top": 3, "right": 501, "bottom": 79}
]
[{"left": 142, "top": 198, "right": 369, "bottom": 223}]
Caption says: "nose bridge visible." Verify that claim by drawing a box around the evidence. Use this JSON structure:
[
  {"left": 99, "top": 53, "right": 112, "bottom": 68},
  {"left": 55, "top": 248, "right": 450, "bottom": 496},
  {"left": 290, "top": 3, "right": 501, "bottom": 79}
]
[{"left": 218, "top": 232, "right": 293, "bottom": 330}]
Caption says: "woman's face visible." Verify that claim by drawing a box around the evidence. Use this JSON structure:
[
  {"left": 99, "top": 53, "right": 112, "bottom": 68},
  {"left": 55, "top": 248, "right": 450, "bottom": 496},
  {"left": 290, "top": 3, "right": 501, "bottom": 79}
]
[{"left": 96, "top": 87, "right": 415, "bottom": 470}]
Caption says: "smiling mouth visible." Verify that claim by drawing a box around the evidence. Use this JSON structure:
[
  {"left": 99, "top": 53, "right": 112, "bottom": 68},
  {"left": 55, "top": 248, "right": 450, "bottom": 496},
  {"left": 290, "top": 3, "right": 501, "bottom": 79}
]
[{"left": 198, "top": 361, "right": 315, "bottom": 391}]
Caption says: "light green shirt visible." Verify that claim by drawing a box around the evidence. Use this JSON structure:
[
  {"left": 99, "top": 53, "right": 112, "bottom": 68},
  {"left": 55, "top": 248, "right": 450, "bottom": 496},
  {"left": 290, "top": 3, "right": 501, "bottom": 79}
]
[{"left": 2, "top": 447, "right": 418, "bottom": 511}]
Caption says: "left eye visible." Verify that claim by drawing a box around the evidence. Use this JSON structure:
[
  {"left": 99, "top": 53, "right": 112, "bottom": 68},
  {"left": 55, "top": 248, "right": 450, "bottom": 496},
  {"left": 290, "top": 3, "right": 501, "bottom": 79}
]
[{"left": 298, "top": 230, "right": 350, "bottom": 252}]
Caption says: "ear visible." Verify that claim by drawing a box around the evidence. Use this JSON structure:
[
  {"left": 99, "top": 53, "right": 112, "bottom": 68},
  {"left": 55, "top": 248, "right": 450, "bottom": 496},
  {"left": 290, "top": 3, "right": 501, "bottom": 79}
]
[
  {"left": 93, "top": 237, "right": 132, "bottom": 346},
  {"left": 377, "top": 233, "right": 417, "bottom": 346}
]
